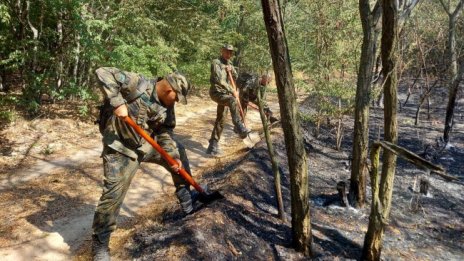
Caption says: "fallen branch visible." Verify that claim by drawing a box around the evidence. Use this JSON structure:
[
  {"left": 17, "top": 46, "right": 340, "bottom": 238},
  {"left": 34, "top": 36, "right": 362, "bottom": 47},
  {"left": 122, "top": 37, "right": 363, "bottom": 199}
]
[{"left": 378, "top": 141, "right": 461, "bottom": 183}]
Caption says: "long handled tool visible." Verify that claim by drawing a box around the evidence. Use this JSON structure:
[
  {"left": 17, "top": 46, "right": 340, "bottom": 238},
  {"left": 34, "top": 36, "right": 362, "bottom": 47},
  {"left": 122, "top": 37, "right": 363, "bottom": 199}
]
[
  {"left": 226, "top": 70, "right": 261, "bottom": 147},
  {"left": 123, "top": 116, "right": 223, "bottom": 203},
  {"left": 226, "top": 70, "right": 247, "bottom": 126}
]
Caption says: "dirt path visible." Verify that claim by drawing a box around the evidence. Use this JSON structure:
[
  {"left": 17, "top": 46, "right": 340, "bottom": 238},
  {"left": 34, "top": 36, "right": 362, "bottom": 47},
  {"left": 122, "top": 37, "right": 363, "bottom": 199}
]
[{"left": 0, "top": 95, "right": 275, "bottom": 261}]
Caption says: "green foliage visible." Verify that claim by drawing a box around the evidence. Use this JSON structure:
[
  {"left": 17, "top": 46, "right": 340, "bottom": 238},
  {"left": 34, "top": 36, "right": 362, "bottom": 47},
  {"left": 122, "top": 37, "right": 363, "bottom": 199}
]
[
  {"left": 78, "top": 104, "right": 90, "bottom": 117},
  {"left": 282, "top": 0, "right": 360, "bottom": 124},
  {"left": 0, "top": 0, "right": 455, "bottom": 121},
  {"left": 299, "top": 111, "right": 317, "bottom": 124},
  {"left": 41, "top": 144, "right": 54, "bottom": 155},
  {"left": 0, "top": 109, "right": 16, "bottom": 123}
]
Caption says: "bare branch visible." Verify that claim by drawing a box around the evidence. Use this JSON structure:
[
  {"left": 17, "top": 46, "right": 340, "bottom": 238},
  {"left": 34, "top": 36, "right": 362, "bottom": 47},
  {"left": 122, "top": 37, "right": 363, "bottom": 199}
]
[
  {"left": 377, "top": 141, "right": 464, "bottom": 184},
  {"left": 399, "top": 0, "right": 421, "bottom": 26},
  {"left": 452, "top": 0, "right": 464, "bottom": 17},
  {"left": 438, "top": 0, "right": 452, "bottom": 15}
]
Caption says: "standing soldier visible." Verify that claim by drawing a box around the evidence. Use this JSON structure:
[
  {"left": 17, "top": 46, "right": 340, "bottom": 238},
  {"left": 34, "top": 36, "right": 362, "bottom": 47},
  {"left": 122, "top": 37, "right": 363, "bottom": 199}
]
[
  {"left": 92, "top": 67, "right": 194, "bottom": 260},
  {"left": 206, "top": 44, "right": 250, "bottom": 156},
  {"left": 236, "top": 72, "right": 278, "bottom": 124}
]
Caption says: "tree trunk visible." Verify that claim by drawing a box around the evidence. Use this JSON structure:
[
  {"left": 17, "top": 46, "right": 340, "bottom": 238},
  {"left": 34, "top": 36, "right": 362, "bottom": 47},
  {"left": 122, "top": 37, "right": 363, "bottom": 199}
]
[
  {"left": 448, "top": 16, "right": 458, "bottom": 83},
  {"left": 350, "top": 0, "right": 381, "bottom": 208},
  {"left": 73, "top": 33, "right": 81, "bottom": 84},
  {"left": 257, "top": 87, "right": 286, "bottom": 222},
  {"left": 444, "top": 62, "right": 464, "bottom": 142},
  {"left": 362, "top": 1, "right": 400, "bottom": 259},
  {"left": 414, "top": 80, "right": 438, "bottom": 126},
  {"left": 336, "top": 99, "right": 343, "bottom": 151},
  {"left": 57, "top": 11, "right": 63, "bottom": 91},
  {"left": 261, "top": 0, "right": 312, "bottom": 256},
  {"left": 441, "top": 0, "right": 464, "bottom": 143},
  {"left": 25, "top": 0, "right": 38, "bottom": 71},
  {"left": 380, "top": 0, "right": 400, "bottom": 221},
  {"left": 362, "top": 143, "right": 384, "bottom": 260}
]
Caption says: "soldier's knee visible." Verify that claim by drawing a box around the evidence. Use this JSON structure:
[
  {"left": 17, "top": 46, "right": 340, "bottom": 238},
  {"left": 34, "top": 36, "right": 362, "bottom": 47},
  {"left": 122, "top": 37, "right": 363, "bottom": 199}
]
[{"left": 227, "top": 96, "right": 237, "bottom": 106}]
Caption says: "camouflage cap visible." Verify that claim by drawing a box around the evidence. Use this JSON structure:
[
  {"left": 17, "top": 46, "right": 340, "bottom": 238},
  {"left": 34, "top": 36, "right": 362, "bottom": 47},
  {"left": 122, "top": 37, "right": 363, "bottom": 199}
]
[
  {"left": 222, "top": 44, "right": 234, "bottom": 51},
  {"left": 165, "top": 72, "right": 190, "bottom": 105}
]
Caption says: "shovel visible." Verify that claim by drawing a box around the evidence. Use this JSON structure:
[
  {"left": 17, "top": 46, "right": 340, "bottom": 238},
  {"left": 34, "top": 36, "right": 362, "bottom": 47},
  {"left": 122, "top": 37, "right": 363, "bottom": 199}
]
[
  {"left": 226, "top": 70, "right": 261, "bottom": 147},
  {"left": 123, "top": 116, "right": 223, "bottom": 204}
]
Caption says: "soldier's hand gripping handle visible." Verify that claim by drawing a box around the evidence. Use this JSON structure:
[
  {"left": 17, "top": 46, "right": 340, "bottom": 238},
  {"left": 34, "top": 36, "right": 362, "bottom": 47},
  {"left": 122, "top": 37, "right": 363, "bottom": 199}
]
[
  {"left": 114, "top": 104, "right": 128, "bottom": 118},
  {"left": 170, "top": 158, "right": 182, "bottom": 173}
]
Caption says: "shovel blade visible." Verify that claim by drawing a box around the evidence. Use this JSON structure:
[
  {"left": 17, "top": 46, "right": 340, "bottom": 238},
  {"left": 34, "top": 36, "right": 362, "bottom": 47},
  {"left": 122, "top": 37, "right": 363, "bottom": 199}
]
[
  {"left": 242, "top": 131, "right": 261, "bottom": 148},
  {"left": 198, "top": 190, "right": 224, "bottom": 204}
]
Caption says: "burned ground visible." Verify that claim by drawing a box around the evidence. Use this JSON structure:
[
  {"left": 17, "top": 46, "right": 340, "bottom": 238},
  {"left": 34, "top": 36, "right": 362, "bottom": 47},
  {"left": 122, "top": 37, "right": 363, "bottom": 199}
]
[{"left": 119, "top": 83, "right": 463, "bottom": 261}]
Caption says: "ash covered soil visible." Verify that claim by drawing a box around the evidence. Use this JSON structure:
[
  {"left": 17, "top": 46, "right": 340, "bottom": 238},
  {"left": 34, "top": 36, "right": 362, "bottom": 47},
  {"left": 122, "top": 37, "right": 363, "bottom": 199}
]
[{"left": 107, "top": 83, "right": 463, "bottom": 261}]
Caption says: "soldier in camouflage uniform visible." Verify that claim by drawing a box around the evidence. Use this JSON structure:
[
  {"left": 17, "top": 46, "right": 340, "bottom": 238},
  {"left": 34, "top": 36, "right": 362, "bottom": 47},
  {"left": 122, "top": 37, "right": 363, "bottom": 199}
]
[
  {"left": 206, "top": 44, "right": 250, "bottom": 156},
  {"left": 92, "top": 67, "right": 193, "bottom": 261},
  {"left": 236, "top": 72, "right": 277, "bottom": 124}
]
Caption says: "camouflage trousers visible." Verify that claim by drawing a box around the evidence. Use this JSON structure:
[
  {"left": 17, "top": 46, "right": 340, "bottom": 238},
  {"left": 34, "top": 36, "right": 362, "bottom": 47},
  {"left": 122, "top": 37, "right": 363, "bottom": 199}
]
[
  {"left": 92, "top": 140, "right": 191, "bottom": 242},
  {"left": 209, "top": 90, "right": 243, "bottom": 142}
]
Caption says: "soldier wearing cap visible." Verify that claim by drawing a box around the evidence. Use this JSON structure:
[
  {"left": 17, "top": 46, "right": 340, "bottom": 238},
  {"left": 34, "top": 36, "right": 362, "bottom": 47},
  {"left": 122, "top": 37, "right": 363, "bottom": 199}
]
[
  {"left": 92, "top": 67, "right": 194, "bottom": 260},
  {"left": 206, "top": 44, "right": 250, "bottom": 156}
]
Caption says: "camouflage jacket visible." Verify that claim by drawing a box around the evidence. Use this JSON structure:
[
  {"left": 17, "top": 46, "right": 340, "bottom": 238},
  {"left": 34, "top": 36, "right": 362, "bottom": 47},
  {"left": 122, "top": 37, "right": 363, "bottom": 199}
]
[
  {"left": 209, "top": 57, "right": 238, "bottom": 95},
  {"left": 236, "top": 72, "right": 269, "bottom": 111},
  {"left": 95, "top": 67, "right": 179, "bottom": 160}
]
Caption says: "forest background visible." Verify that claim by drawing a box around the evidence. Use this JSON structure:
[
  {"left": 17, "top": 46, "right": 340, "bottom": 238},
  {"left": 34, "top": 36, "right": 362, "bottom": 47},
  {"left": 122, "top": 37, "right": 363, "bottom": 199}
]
[{"left": 1, "top": 0, "right": 459, "bottom": 124}]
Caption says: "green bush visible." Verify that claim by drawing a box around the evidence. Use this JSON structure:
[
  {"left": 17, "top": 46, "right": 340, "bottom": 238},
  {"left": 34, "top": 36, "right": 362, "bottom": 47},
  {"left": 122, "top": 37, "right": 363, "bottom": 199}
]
[{"left": 0, "top": 110, "right": 16, "bottom": 123}]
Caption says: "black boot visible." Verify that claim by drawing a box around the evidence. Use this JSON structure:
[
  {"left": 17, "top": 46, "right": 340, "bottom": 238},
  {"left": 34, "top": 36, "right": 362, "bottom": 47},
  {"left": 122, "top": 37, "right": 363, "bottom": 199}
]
[
  {"left": 269, "top": 116, "right": 279, "bottom": 124},
  {"left": 236, "top": 123, "right": 251, "bottom": 139},
  {"left": 206, "top": 140, "right": 222, "bottom": 156},
  {"left": 265, "top": 109, "right": 279, "bottom": 124},
  {"left": 176, "top": 187, "right": 193, "bottom": 215},
  {"left": 92, "top": 235, "right": 111, "bottom": 261}
]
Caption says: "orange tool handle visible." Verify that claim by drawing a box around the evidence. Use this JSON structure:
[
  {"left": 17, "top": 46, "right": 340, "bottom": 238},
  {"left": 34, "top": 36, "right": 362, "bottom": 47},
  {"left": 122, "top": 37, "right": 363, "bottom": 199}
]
[
  {"left": 226, "top": 69, "right": 247, "bottom": 127},
  {"left": 247, "top": 102, "right": 259, "bottom": 111},
  {"left": 123, "top": 116, "right": 206, "bottom": 194}
]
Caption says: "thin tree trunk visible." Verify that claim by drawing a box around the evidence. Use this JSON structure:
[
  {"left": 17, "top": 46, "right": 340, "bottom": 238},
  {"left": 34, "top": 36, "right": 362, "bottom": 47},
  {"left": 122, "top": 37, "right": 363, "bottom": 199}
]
[
  {"left": 362, "top": 143, "right": 383, "bottom": 260},
  {"left": 440, "top": 0, "right": 464, "bottom": 143},
  {"left": 57, "top": 11, "right": 63, "bottom": 91},
  {"left": 363, "top": 1, "right": 400, "bottom": 259},
  {"left": 402, "top": 69, "right": 421, "bottom": 107},
  {"left": 257, "top": 87, "right": 286, "bottom": 222},
  {"left": 261, "top": 0, "right": 312, "bottom": 256},
  {"left": 414, "top": 80, "right": 438, "bottom": 125},
  {"left": 74, "top": 33, "right": 81, "bottom": 84},
  {"left": 25, "top": 0, "right": 38, "bottom": 71},
  {"left": 380, "top": 0, "right": 400, "bottom": 222},
  {"left": 336, "top": 99, "right": 343, "bottom": 151},
  {"left": 350, "top": 0, "right": 381, "bottom": 208},
  {"left": 444, "top": 62, "right": 464, "bottom": 142}
]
